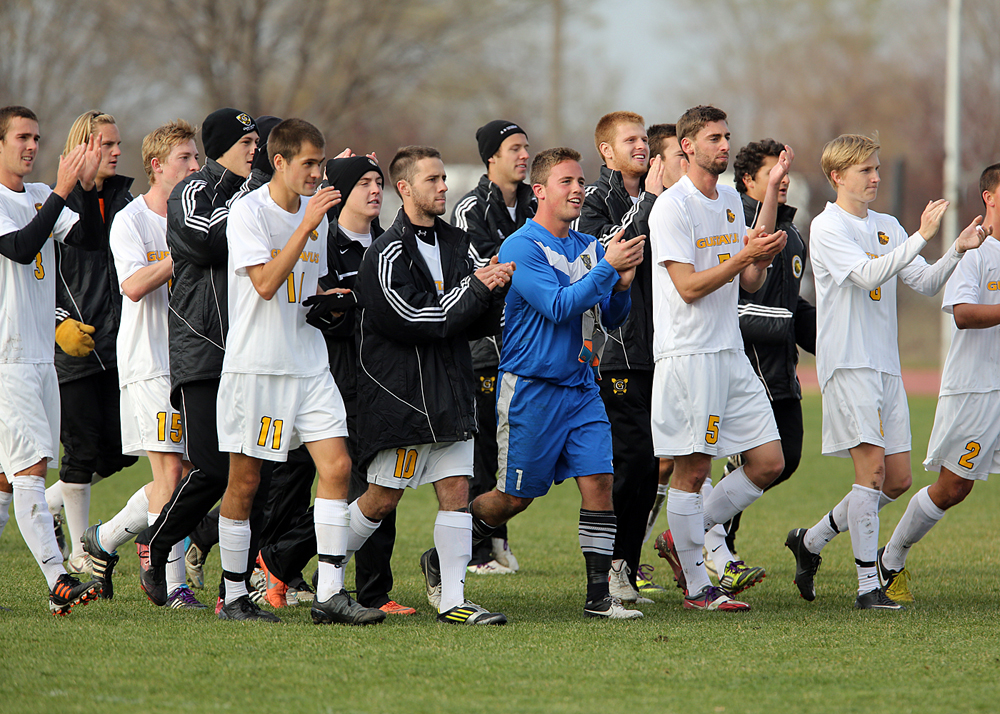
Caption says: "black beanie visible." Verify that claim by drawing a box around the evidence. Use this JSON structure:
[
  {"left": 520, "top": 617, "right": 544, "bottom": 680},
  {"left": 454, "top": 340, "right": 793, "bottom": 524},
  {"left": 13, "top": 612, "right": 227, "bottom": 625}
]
[
  {"left": 202, "top": 108, "right": 257, "bottom": 161},
  {"left": 251, "top": 115, "right": 282, "bottom": 176},
  {"left": 326, "top": 156, "right": 383, "bottom": 199},
  {"left": 476, "top": 120, "right": 527, "bottom": 165}
]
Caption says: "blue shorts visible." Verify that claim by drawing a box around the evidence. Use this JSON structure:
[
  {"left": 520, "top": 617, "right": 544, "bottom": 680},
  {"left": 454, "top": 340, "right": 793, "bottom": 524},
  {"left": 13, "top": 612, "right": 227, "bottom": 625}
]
[{"left": 495, "top": 372, "right": 613, "bottom": 498}]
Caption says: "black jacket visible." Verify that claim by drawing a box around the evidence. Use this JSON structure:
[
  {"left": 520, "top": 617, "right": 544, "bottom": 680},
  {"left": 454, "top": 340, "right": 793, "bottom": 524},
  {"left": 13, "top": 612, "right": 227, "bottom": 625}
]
[
  {"left": 450, "top": 174, "right": 535, "bottom": 370},
  {"left": 166, "top": 159, "right": 246, "bottom": 403},
  {"left": 738, "top": 193, "right": 816, "bottom": 401},
  {"left": 354, "top": 210, "right": 504, "bottom": 468},
  {"left": 54, "top": 175, "right": 133, "bottom": 383},
  {"left": 577, "top": 165, "right": 655, "bottom": 372}
]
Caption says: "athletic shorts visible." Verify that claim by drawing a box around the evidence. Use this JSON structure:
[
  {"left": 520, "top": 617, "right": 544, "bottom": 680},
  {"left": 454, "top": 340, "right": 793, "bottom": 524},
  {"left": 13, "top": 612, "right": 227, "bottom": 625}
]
[
  {"left": 821, "top": 368, "right": 910, "bottom": 457},
  {"left": 367, "top": 439, "right": 474, "bottom": 490},
  {"left": 650, "top": 350, "right": 780, "bottom": 458},
  {"left": 0, "top": 363, "right": 60, "bottom": 475},
  {"left": 217, "top": 370, "right": 348, "bottom": 462},
  {"left": 120, "top": 376, "right": 186, "bottom": 457},
  {"left": 495, "top": 372, "right": 613, "bottom": 499},
  {"left": 923, "top": 392, "right": 1000, "bottom": 481}
]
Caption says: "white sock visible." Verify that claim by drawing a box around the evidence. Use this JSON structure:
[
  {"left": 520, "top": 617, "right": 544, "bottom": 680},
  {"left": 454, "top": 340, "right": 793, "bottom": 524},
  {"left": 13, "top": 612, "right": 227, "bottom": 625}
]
[
  {"left": 61, "top": 482, "right": 91, "bottom": 560},
  {"left": 805, "top": 488, "right": 895, "bottom": 554},
  {"left": 45, "top": 480, "right": 64, "bottom": 514},
  {"left": 166, "top": 540, "right": 186, "bottom": 596},
  {"left": 704, "top": 524, "right": 734, "bottom": 573},
  {"left": 434, "top": 510, "right": 472, "bottom": 612},
  {"left": 218, "top": 515, "right": 251, "bottom": 604},
  {"left": 882, "top": 486, "right": 945, "bottom": 571},
  {"left": 848, "top": 484, "right": 882, "bottom": 595},
  {"left": 99, "top": 484, "right": 149, "bottom": 553},
  {"left": 0, "top": 491, "right": 12, "bottom": 539},
  {"left": 666, "top": 488, "right": 711, "bottom": 596},
  {"left": 704, "top": 466, "right": 762, "bottom": 529},
  {"left": 12, "top": 475, "right": 65, "bottom": 588},
  {"left": 315, "top": 498, "right": 350, "bottom": 601},
  {"left": 346, "top": 499, "right": 380, "bottom": 564}
]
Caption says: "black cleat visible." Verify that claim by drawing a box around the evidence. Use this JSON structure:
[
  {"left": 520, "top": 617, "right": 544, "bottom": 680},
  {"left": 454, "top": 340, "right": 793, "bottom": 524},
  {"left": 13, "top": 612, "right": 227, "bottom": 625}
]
[
  {"left": 49, "top": 573, "right": 101, "bottom": 616},
  {"left": 855, "top": 587, "right": 904, "bottom": 610},
  {"left": 218, "top": 595, "right": 281, "bottom": 622},
  {"left": 311, "top": 589, "right": 385, "bottom": 625},
  {"left": 437, "top": 600, "right": 507, "bottom": 625},
  {"left": 419, "top": 548, "right": 442, "bottom": 610},
  {"left": 785, "top": 528, "right": 822, "bottom": 601},
  {"left": 137, "top": 543, "right": 167, "bottom": 606},
  {"left": 81, "top": 524, "right": 119, "bottom": 600}
]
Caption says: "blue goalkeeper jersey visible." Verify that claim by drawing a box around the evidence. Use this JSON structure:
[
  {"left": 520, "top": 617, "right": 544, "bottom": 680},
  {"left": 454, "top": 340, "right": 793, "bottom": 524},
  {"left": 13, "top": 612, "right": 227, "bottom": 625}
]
[{"left": 497, "top": 219, "right": 631, "bottom": 387}]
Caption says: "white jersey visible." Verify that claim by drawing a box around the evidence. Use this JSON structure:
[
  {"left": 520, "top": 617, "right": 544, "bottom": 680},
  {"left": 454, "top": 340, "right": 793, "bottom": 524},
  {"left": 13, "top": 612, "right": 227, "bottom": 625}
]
[
  {"left": 223, "top": 183, "right": 328, "bottom": 377},
  {"left": 649, "top": 175, "right": 746, "bottom": 358},
  {"left": 0, "top": 182, "right": 79, "bottom": 364},
  {"left": 939, "top": 238, "right": 1000, "bottom": 395},
  {"left": 110, "top": 195, "right": 171, "bottom": 386}
]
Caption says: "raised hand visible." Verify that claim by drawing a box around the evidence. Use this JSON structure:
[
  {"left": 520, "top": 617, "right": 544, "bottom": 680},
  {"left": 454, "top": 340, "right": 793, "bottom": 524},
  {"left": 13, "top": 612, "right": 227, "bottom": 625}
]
[
  {"left": 743, "top": 226, "right": 787, "bottom": 267},
  {"left": 918, "top": 199, "right": 950, "bottom": 241},
  {"left": 303, "top": 186, "right": 341, "bottom": 232},
  {"left": 54, "top": 144, "right": 86, "bottom": 199},
  {"left": 79, "top": 132, "right": 103, "bottom": 190},
  {"left": 768, "top": 145, "right": 794, "bottom": 185},
  {"left": 644, "top": 154, "right": 665, "bottom": 196},
  {"left": 955, "top": 215, "right": 993, "bottom": 253},
  {"left": 604, "top": 228, "right": 645, "bottom": 273}
]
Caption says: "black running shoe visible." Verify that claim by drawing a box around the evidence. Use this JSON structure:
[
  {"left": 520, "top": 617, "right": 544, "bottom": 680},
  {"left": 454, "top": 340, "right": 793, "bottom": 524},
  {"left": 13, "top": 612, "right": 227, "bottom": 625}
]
[
  {"left": 311, "top": 589, "right": 385, "bottom": 625},
  {"left": 49, "top": 573, "right": 101, "bottom": 616},
  {"left": 785, "top": 528, "right": 822, "bottom": 602},
  {"left": 218, "top": 595, "right": 280, "bottom": 622},
  {"left": 855, "top": 587, "right": 904, "bottom": 610},
  {"left": 81, "top": 524, "right": 119, "bottom": 600},
  {"left": 137, "top": 543, "right": 167, "bottom": 606},
  {"left": 419, "top": 548, "right": 442, "bottom": 611}
]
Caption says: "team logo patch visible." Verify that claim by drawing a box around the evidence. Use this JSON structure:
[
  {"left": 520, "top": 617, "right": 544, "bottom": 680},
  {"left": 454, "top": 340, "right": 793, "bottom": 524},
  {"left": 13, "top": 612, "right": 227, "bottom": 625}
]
[
  {"left": 792, "top": 255, "right": 803, "bottom": 278},
  {"left": 878, "top": 231, "right": 889, "bottom": 245},
  {"left": 479, "top": 376, "right": 495, "bottom": 394},
  {"left": 726, "top": 209, "right": 736, "bottom": 223},
  {"left": 612, "top": 378, "right": 628, "bottom": 395},
  {"left": 237, "top": 113, "right": 254, "bottom": 127},
  {"left": 581, "top": 254, "right": 592, "bottom": 270},
  {"left": 309, "top": 229, "right": 318, "bottom": 241}
]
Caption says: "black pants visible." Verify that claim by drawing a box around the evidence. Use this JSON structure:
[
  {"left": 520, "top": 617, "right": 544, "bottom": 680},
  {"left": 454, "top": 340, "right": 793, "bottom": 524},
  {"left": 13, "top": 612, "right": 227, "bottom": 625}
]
[
  {"left": 726, "top": 397, "right": 803, "bottom": 550},
  {"left": 599, "top": 370, "right": 658, "bottom": 588},
  {"left": 59, "top": 369, "right": 137, "bottom": 483},
  {"left": 136, "top": 378, "right": 271, "bottom": 579},
  {"left": 469, "top": 368, "right": 506, "bottom": 565}
]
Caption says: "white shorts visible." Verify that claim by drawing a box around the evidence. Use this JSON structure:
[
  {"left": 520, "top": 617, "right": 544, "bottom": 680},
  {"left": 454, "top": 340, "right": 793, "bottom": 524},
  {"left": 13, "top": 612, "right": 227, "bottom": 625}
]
[
  {"left": 821, "top": 368, "right": 910, "bottom": 457},
  {"left": 217, "top": 371, "right": 348, "bottom": 462},
  {"left": 120, "top": 376, "right": 186, "bottom": 457},
  {"left": 651, "top": 350, "right": 780, "bottom": 458},
  {"left": 923, "top": 392, "right": 1000, "bottom": 481},
  {"left": 0, "top": 363, "right": 60, "bottom": 475},
  {"left": 367, "top": 439, "right": 474, "bottom": 490}
]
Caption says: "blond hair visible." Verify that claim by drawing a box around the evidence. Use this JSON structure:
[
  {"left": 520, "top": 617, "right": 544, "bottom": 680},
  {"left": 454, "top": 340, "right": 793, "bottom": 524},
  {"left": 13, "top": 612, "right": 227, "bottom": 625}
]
[
  {"left": 142, "top": 119, "right": 198, "bottom": 184},
  {"left": 63, "top": 110, "right": 116, "bottom": 156},
  {"left": 594, "top": 111, "right": 644, "bottom": 160},
  {"left": 821, "top": 133, "right": 880, "bottom": 188}
]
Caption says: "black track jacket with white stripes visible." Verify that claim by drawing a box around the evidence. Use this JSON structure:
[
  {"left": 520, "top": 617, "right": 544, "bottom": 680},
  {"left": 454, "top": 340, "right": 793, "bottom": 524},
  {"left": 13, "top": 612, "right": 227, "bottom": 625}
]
[
  {"left": 577, "top": 165, "right": 655, "bottom": 371},
  {"left": 354, "top": 209, "right": 505, "bottom": 468},
  {"left": 165, "top": 159, "right": 245, "bottom": 405},
  {"left": 738, "top": 193, "right": 816, "bottom": 401}
]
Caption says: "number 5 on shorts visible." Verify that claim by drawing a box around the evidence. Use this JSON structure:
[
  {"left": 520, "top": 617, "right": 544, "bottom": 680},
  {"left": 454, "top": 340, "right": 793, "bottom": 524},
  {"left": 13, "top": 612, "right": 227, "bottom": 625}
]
[{"left": 705, "top": 415, "right": 720, "bottom": 445}]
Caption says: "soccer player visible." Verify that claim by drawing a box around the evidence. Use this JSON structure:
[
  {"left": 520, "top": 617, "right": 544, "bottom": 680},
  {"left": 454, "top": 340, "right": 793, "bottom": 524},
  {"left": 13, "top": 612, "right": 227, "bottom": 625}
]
[
  {"left": 784, "top": 134, "right": 987, "bottom": 609},
  {"left": 0, "top": 105, "right": 104, "bottom": 614},
  {"left": 350, "top": 145, "right": 513, "bottom": 625},
  {"left": 433, "top": 146, "right": 646, "bottom": 620},
  {"left": 82, "top": 120, "right": 203, "bottom": 607},
  {"left": 874, "top": 166, "right": 996, "bottom": 602},
  {"left": 649, "top": 105, "right": 787, "bottom": 611},
  {"left": 647, "top": 123, "right": 688, "bottom": 192},
  {"left": 451, "top": 119, "right": 535, "bottom": 575},
  {"left": 578, "top": 111, "right": 668, "bottom": 603}
]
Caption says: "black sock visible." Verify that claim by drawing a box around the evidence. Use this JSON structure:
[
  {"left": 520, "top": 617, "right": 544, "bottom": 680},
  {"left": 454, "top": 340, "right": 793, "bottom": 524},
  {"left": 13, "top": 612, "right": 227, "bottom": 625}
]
[{"left": 579, "top": 509, "right": 616, "bottom": 603}]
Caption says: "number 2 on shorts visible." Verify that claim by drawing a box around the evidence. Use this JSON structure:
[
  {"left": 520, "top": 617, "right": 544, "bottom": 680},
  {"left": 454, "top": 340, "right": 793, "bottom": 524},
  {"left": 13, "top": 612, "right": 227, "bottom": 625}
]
[{"left": 958, "top": 441, "right": 981, "bottom": 470}]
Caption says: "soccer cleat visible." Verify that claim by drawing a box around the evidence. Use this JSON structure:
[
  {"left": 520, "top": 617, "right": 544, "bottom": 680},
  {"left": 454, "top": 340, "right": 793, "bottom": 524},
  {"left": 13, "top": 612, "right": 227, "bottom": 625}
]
[
  {"left": 467, "top": 560, "right": 515, "bottom": 575},
  {"left": 66, "top": 553, "right": 94, "bottom": 577},
  {"left": 419, "top": 548, "right": 442, "bottom": 610},
  {"left": 286, "top": 576, "right": 315, "bottom": 606},
  {"left": 609, "top": 559, "right": 640, "bottom": 603},
  {"left": 653, "top": 530, "right": 687, "bottom": 592},
  {"left": 49, "top": 573, "right": 101, "bottom": 616},
  {"left": 855, "top": 586, "right": 904, "bottom": 610},
  {"left": 636, "top": 564, "right": 667, "bottom": 593},
  {"left": 437, "top": 600, "right": 507, "bottom": 625},
  {"left": 718, "top": 560, "right": 767, "bottom": 596},
  {"left": 166, "top": 585, "right": 208, "bottom": 609},
  {"left": 379, "top": 600, "right": 417, "bottom": 615},
  {"left": 683, "top": 585, "right": 750, "bottom": 611},
  {"left": 184, "top": 539, "right": 206, "bottom": 590},
  {"left": 215, "top": 596, "right": 224, "bottom": 616},
  {"left": 137, "top": 543, "right": 167, "bottom": 606},
  {"left": 311, "top": 589, "right": 386, "bottom": 625},
  {"left": 52, "top": 510, "right": 70, "bottom": 562},
  {"left": 255, "top": 552, "right": 289, "bottom": 608},
  {"left": 81, "top": 524, "right": 119, "bottom": 600},
  {"left": 218, "top": 595, "right": 281, "bottom": 622},
  {"left": 584, "top": 595, "right": 644, "bottom": 620},
  {"left": 491, "top": 537, "right": 520, "bottom": 572},
  {"left": 877, "top": 547, "right": 914, "bottom": 603},
  {"left": 785, "top": 528, "right": 822, "bottom": 602}
]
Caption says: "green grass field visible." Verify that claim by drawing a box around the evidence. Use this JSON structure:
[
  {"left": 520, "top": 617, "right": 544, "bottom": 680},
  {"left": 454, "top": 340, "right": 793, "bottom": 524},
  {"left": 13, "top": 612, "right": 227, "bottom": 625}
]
[{"left": 2, "top": 394, "right": 999, "bottom": 714}]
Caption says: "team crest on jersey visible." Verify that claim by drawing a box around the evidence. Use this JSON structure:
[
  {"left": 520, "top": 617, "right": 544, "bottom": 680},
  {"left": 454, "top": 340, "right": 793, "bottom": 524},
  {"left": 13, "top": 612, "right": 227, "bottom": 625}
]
[
  {"left": 726, "top": 209, "right": 736, "bottom": 223},
  {"left": 581, "top": 254, "right": 592, "bottom": 270},
  {"left": 878, "top": 231, "right": 889, "bottom": 245},
  {"left": 237, "top": 113, "right": 253, "bottom": 127},
  {"left": 612, "top": 378, "right": 628, "bottom": 395},
  {"left": 792, "top": 255, "right": 803, "bottom": 278},
  {"left": 479, "top": 376, "right": 495, "bottom": 393},
  {"left": 309, "top": 229, "right": 318, "bottom": 241}
]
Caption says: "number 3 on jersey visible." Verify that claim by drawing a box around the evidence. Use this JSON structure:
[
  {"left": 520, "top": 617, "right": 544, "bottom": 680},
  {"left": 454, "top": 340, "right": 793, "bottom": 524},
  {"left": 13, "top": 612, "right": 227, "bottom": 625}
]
[{"left": 34, "top": 252, "right": 44, "bottom": 280}]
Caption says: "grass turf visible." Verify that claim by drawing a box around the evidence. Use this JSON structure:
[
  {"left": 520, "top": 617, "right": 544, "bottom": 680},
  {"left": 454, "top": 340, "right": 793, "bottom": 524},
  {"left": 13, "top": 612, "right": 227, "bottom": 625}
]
[{"left": 2, "top": 394, "right": 999, "bottom": 714}]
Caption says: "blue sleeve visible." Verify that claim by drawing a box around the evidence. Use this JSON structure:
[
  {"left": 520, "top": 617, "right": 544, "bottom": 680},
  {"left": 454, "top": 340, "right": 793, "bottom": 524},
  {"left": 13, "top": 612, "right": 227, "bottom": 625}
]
[
  {"left": 601, "top": 287, "right": 631, "bottom": 330},
  {"left": 501, "top": 235, "right": 619, "bottom": 325}
]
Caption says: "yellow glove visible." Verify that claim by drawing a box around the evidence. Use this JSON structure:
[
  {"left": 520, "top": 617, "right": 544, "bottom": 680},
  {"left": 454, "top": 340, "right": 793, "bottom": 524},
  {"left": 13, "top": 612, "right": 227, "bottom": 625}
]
[{"left": 55, "top": 319, "right": 96, "bottom": 357}]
